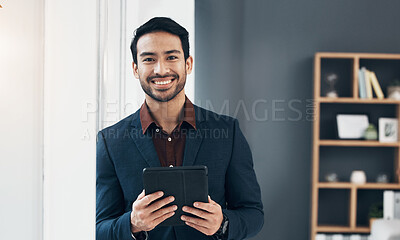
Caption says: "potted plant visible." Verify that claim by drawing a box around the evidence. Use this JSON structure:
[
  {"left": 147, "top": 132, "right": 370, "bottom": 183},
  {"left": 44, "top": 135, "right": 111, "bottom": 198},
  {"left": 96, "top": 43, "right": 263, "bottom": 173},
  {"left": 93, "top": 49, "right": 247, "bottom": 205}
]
[{"left": 368, "top": 202, "right": 383, "bottom": 227}]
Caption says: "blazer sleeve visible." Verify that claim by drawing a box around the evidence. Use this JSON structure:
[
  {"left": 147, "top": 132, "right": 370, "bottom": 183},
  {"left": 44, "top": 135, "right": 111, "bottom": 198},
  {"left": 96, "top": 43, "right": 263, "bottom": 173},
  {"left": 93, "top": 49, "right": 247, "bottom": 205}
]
[
  {"left": 96, "top": 131, "right": 132, "bottom": 240},
  {"left": 222, "top": 119, "right": 264, "bottom": 240}
]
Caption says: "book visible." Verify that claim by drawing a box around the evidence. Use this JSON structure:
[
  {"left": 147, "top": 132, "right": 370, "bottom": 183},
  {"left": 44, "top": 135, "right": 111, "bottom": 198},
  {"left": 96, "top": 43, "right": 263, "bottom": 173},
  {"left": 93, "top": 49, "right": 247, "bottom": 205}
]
[
  {"left": 394, "top": 191, "right": 400, "bottom": 219},
  {"left": 384, "top": 190, "right": 395, "bottom": 219},
  {"left": 369, "top": 71, "right": 384, "bottom": 99},
  {"left": 364, "top": 69, "right": 373, "bottom": 99},
  {"left": 358, "top": 68, "right": 367, "bottom": 98}
]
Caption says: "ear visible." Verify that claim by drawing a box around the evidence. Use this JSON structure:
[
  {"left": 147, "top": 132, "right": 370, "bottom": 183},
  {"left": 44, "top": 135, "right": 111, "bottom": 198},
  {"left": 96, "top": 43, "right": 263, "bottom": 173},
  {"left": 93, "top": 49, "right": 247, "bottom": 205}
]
[
  {"left": 185, "top": 56, "right": 193, "bottom": 75},
  {"left": 132, "top": 62, "right": 139, "bottom": 79}
]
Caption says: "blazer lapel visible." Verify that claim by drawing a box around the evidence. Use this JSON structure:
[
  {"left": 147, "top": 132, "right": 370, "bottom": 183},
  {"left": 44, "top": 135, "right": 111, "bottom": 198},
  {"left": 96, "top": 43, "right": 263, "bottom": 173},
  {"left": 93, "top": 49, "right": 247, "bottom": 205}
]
[
  {"left": 130, "top": 111, "right": 161, "bottom": 168},
  {"left": 183, "top": 106, "right": 205, "bottom": 166},
  {"left": 183, "top": 128, "right": 203, "bottom": 166}
]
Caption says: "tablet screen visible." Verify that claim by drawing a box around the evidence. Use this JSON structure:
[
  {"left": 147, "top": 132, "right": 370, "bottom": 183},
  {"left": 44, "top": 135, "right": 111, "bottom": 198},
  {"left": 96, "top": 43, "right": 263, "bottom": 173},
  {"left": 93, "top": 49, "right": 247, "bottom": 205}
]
[{"left": 142, "top": 165, "right": 208, "bottom": 226}]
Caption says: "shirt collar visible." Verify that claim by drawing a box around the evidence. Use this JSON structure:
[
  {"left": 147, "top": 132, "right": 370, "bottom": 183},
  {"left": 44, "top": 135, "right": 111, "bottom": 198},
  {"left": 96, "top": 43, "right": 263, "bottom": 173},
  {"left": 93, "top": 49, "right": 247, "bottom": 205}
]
[{"left": 140, "top": 96, "right": 197, "bottom": 134}]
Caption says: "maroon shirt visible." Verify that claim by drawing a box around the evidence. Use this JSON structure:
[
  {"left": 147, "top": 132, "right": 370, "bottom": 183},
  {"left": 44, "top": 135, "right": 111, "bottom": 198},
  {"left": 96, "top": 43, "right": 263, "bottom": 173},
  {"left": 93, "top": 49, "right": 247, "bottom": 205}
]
[{"left": 139, "top": 97, "right": 196, "bottom": 167}]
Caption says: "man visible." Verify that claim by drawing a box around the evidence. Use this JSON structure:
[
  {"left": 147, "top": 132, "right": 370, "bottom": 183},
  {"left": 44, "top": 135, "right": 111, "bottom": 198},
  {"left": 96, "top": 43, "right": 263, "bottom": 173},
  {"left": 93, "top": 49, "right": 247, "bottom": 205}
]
[{"left": 96, "top": 17, "right": 263, "bottom": 240}]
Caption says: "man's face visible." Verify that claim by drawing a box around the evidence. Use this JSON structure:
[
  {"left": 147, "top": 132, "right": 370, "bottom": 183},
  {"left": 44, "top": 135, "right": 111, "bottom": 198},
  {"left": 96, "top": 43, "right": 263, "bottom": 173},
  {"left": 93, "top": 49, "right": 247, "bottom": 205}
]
[{"left": 133, "top": 31, "right": 193, "bottom": 102}]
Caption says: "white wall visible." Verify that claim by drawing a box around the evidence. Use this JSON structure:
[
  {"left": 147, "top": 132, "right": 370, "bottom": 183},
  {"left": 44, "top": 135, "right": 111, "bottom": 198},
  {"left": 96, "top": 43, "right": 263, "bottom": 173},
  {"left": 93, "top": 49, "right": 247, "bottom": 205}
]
[
  {"left": 43, "top": 0, "right": 97, "bottom": 239},
  {"left": 0, "top": 0, "right": 44, "bottom": 239}
]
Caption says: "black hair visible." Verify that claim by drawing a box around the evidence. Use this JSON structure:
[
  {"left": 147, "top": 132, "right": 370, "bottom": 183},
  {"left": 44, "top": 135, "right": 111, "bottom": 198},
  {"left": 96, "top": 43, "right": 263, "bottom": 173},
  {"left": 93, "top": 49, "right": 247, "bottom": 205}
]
[{"left": 130, "top": 17, "right": 189, "bottom": 64}]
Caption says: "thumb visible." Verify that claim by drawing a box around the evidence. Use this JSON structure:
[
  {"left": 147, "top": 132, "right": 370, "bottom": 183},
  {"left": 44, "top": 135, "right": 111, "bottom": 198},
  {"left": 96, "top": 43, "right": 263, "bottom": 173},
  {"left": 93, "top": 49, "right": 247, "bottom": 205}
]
[
  {"left": 136, "top": 190, "right": 145, "bottom": 200},
  {"left": 208, "top": 195, "right": 216, "bottom": 204}
]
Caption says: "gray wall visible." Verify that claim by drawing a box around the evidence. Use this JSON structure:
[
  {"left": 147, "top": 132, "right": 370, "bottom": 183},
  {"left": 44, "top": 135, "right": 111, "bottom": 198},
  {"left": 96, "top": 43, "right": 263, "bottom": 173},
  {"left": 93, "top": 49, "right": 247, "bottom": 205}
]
[{"left": 195, "top": 0, "right": 400, "bottom": 239}]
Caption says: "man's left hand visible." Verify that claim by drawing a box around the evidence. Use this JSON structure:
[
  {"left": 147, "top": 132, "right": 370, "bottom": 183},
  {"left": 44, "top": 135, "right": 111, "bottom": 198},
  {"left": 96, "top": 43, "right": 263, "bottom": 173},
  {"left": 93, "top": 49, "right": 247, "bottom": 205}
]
[{"left": 181, "top": 196, "right": 223, "bottom": 236}]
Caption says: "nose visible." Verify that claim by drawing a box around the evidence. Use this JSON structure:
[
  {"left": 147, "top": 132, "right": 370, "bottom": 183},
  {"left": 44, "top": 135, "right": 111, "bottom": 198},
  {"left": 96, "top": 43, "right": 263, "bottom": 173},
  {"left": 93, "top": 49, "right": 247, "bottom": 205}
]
[{"left": 154, "top": 60, "right": 169, "bottom": 75}]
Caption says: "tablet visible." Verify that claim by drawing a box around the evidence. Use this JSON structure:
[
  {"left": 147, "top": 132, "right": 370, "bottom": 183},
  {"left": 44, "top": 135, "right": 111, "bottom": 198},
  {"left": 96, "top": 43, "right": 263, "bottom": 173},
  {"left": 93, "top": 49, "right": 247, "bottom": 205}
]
[{"left": 142, "top": 165, "right": 208, "bottom": 226}]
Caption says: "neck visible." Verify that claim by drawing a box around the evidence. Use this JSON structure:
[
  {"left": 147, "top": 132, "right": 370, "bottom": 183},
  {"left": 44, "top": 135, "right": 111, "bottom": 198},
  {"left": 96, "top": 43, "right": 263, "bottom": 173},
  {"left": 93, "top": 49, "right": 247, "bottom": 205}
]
[{"left": 145, "top": 90, "right": 186, "bottom": 134}]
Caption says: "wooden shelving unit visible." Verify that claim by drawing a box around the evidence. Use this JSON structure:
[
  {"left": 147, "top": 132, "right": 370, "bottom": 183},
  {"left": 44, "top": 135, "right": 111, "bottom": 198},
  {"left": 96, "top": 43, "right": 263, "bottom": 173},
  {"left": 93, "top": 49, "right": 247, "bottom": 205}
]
[
  {"left": 316, "top": 225, "right": 370, "bottom": 234},
  {"left": 311, "top": 52, "right": 400, "bottom": 240},
  {"left": 319, "top": 97, "right": 400, "bottom": 104},
  {"left": 319, "top": 140, "right": 400, "bottom": 147},
  {"left": 318, "top": 182, "right": 400, "bottom": 189}
]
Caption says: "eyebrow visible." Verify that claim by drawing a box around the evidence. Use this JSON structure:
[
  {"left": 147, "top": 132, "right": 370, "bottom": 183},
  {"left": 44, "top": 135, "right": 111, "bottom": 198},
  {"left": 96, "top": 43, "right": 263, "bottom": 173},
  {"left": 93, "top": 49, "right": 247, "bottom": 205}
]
[
  {"left": 165, "top": 50, "right": 181, "bottom": 54},
  {"left": 139, "top": 49, "right": 181, "bottom": 57},
  {"left": 139, "top": 52, "right": 156, "bottom": 57}
]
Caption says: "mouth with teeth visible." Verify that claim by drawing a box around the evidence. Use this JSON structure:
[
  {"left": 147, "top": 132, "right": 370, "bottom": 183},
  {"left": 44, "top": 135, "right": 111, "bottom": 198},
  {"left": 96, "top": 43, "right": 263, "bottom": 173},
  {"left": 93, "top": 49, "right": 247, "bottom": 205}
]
[
  {"left": 153, "top": 79, "right": 172, "bottom": 85},
  {"left": 149, "top": 75, "right": 177, "bottom": 89}
]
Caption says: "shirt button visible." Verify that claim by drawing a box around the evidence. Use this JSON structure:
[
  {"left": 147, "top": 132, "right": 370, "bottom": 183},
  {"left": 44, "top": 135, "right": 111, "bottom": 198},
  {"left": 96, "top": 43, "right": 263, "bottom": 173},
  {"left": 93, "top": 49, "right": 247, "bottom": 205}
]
[
  {"left": 155, "top": 129, "right": 160, "bottom": 133},
  {"left": 167, "top": 137, "right": 172, "bottom": 142}
]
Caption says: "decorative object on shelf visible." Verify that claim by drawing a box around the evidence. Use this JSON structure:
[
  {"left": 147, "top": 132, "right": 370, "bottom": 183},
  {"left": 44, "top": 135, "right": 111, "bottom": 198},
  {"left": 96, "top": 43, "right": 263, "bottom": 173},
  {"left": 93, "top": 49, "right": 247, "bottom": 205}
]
[
  {"left": 349, "top": 234, "right": 361, "bottom": 240},
  {"left": 368, "top": 202, "right": 383, "bottom": 228},
  {"left": 383, "top": 190, "right": 400, "bottom": 220},
  {"left": 325, "top": 172, "right": 339, "bottom": 182},
  {"left": 325, "top": 73, "right": 339, "bottom": 98},
  {"left": 378, "top": 118, "right": 398, "bottom": 143},
  {"left": 336, "top": 114, "right": 369, "bottom": 139},
  {"left": 332, "top": 234, "right": 343, "bottom": 240},
  {"left": 384, "top": 190, "right": 395, "bottom": 219},
  {"left": 369, "top": 71, "right": 384, "bottom": 99},
  {"left": 350, "top": 170, "right": 367, "bottom": 184},
  {"left": 315, "top": 234, "right": 326, "bottom": 240},
  {"left": 376, "top": 173, "right": 389, "bottom": 183},
  {"left": 370, "top": 219, "right": 400, "bottom": 240},
  {"left": 387, "top": 79, "right": 400, "bottom": 100},
  {"left": 359, "top": 67, "right": 384, "bottom": 99},
  {"left": 363, "top": 123, "right": 378, "bottom": 140},
  {"left": 358, "top": 67, "right": 367, "bottom": 99}
]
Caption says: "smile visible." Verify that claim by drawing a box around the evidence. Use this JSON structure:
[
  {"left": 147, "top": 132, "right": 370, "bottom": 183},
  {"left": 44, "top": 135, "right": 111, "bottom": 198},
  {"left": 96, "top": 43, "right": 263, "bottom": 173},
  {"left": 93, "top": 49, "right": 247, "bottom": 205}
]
[{"left": 154, "top": 79, "right": 172, "bottom": 85}]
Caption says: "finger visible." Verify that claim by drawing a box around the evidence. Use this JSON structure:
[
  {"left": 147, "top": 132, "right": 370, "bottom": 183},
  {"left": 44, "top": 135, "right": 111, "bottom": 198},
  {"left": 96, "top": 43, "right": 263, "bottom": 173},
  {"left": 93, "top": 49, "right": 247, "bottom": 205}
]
[
  {"left": 151, "top": 211, "right": 175, "bottom": 227},
  {"left": 181, "top": 215, "right": 208, "bottom": 227},
  {"left": 182, "top": 206, "right": 210, "bottom": 219},
  {"left": 193, "top": 202, "right": 215, "bottom": 213},
  {"left": 151, "top": 205, "right": 178, "bottom": 220},
  {"left": 184, "top": 221, "right": 211, "bottom": 235},
  {"left": 147, "top": 196, "right": 175, "bottom": 213},
  {"left": 139, "top": 191, "right": 164, "bottom": 206}
]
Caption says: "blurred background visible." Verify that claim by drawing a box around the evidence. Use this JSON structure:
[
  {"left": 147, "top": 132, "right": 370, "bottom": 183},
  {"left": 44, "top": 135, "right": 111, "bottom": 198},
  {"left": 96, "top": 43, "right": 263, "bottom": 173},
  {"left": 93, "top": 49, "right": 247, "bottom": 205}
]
[{"left": 1, "top": 0, "right": 400, "bottom": 239}]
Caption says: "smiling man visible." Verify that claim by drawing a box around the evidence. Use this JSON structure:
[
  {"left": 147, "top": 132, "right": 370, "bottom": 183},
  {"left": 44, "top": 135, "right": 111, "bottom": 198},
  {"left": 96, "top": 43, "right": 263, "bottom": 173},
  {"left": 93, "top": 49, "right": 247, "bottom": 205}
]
[{"left": 96, "top": 17, "right": 264, "bottom": 240}]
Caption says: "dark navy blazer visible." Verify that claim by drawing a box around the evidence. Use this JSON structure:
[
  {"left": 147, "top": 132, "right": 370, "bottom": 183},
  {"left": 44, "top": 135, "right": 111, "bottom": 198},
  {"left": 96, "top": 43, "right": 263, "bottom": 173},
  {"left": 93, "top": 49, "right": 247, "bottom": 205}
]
[{"left": 96, "top": 105, "right": 264, "bottom": 240}]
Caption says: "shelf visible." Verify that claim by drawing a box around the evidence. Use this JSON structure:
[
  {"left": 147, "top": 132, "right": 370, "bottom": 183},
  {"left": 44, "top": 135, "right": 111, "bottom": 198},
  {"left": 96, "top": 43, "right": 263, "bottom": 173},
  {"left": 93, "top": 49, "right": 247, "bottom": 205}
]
[
  {"left": 318, "top": 182, "right": 400, "bottom": 189},
  {"left": 312, "top": 52, "right": 400, "bottom": 240},
  {"left": 318, "top": 97, "right": 400, "bottom": 104},
  {"left": 316, "top": 225, "right": 370, "bottom": 233},
  {"left": 319, "top": 140, "right": 400, "bottom": 147},
  {"left": 316, "top": 52, "right": 400, "bottom": 60}
]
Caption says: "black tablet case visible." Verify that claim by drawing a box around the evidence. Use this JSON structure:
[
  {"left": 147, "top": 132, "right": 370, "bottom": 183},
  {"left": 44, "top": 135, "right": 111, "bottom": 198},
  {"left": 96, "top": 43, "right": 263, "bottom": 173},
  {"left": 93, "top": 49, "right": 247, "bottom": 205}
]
[{"left": 142, "top": 166, "right": 208, "bottom": 226}]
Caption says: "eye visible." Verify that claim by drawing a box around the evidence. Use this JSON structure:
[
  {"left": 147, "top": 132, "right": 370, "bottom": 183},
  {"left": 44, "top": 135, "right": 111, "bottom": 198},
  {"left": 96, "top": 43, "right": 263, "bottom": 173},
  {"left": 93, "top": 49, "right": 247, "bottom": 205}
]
[
  {"left": 143, "top": 58, "right": 155, "bottom": 62},
  {"left": 167, "top": 56, "right": 178, "bottom": 60}
]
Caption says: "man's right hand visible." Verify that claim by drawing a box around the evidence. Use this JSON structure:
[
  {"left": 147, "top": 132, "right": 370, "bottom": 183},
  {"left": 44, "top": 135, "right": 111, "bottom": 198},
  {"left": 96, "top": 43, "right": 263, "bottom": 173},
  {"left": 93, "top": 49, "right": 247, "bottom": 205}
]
[{"left": 130, "top": 190, "right": 177, "bottom": 233}]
